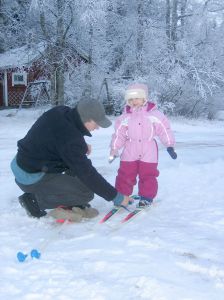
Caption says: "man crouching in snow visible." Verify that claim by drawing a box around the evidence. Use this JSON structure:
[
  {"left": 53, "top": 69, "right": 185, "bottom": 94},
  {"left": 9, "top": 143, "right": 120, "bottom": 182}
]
[{"left": 10, "top": 99, "right": 131, "bottom": 222}]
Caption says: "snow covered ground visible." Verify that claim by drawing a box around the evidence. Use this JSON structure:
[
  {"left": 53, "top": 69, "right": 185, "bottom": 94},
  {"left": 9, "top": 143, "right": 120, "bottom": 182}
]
[{"left": 0, "top": 108, "right": 224, "bottom": 300}]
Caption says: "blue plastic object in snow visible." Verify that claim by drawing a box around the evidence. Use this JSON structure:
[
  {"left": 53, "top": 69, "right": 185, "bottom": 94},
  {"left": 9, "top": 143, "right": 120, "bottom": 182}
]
[
  {"left": 17, "top": 252, "right": 28, "bottom": 262},
  {"left": 30, "top": 249, "right": 41, "bottom": 259}
]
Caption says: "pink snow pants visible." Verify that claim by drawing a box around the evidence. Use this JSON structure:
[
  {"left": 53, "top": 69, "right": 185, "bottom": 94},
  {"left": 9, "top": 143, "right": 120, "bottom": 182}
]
[{"left": 115, "top": 161, "right": 159, "bottom": 199}]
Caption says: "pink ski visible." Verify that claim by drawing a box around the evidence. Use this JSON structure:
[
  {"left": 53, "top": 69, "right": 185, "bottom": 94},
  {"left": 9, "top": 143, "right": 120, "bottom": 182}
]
[
  {"left": 99, "top": 206, "right": 122, "bottom": 223},
  {"left": 121, "top": 208, "right": 143, "bottom": 223}
]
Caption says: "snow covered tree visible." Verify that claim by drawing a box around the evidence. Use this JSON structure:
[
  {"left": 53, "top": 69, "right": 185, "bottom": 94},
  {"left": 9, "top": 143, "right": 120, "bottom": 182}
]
[
  {"left": 1, "top": 0, "right": 223, "bottom": 118},
  {"left": 140, "top": 0, "right": 224, "bottom": 118},
  {"left": 0, "top": 0, "right": 31, "bottom": 51},
  {"left": 0, "top": 0, "right": 5, "bottom": 52},
  {"left": 29, "top": 0, "right": 75, "bottom": 105},
  {"left": 105, "top": 0, "right": 128, "bottom": 73}
]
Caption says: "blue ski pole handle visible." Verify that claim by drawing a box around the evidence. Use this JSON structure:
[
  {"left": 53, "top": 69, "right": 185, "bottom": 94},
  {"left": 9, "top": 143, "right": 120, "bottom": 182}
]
[
  {"left": 17, "top": 252, "right": 28, "bottom": 262},
  {"left": 17, "top": 249, "right": 41, "bottom": 262},
  {"left": 30, "top": 249, "right": 41, "bottom": 259},
  {"left": 16, "top": 220, "right": 69, "bottom": 262}
]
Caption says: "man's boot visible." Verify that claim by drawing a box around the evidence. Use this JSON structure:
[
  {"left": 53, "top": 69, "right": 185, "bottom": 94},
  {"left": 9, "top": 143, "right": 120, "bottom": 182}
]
[{"left": 18, "top": 193, "right": 47, "bottom": 218}]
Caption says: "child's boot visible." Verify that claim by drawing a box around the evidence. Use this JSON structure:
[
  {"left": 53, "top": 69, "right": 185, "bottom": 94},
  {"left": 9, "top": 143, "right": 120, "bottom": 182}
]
[{"left": 138, "top": 196, "right": 153, "bottom": 208}]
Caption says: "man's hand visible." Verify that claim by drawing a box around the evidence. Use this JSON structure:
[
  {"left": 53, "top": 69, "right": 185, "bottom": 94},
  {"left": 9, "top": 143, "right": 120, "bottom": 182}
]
[
  {"left": 120, "top": 196, "right": 133, "bottom": 207},
  {"left": 113, "top": 193, "right": 134, "bottom": 207}
]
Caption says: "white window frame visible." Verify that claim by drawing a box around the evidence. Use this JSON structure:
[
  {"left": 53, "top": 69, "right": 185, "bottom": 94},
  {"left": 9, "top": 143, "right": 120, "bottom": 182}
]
[{"left": 12, "top": 72, "right": 27, "bottom": 86}]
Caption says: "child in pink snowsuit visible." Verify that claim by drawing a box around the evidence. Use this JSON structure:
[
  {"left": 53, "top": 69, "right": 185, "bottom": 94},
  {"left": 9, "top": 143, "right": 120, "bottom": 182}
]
[{"left": 110, "top": 83, "right": 177, "bottom": 206}]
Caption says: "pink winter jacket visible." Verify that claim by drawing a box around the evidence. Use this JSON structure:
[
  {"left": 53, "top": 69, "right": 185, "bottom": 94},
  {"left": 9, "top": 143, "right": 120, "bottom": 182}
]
[{"left": 110, "top": 102, "right": 175, "bottom": 163}]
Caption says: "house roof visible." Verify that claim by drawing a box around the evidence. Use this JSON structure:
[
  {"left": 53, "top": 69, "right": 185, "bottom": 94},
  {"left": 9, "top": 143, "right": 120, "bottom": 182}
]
[
  {"left": 0, "top": 43, "right": 46, "bottom": 70},
  {"left": 0, "top": 42, "right": 89, "bottom": 70}
]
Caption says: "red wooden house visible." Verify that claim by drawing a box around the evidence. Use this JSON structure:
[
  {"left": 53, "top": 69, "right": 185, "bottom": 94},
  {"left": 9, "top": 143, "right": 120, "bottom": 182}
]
[{"left": 0, "top": 43, "right": 88, "bottom": 107}]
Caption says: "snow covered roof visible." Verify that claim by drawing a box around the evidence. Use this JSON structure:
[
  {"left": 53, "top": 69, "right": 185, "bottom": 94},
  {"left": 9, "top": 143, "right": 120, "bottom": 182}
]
[
  {"left": 0, "top": 43, "right": 89, "bottom": 70},
  {"left": 0, "top": 43, "right": 46, "bottom": 70}
]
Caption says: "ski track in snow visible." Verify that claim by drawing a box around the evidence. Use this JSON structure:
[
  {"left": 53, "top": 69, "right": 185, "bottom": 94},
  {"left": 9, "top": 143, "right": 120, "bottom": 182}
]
[{"left": 0, "top": 110, "right": 224, "bottom": 300}]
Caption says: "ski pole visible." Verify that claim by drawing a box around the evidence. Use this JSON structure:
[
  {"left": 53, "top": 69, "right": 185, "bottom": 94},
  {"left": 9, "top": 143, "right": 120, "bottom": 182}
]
[{"left": 17, "top": 219, "right": 69, "bottom": 262}]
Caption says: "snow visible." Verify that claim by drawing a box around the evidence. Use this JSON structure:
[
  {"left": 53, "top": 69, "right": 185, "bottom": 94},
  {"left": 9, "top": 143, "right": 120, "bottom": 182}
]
[
  {"left": 0, "top": 108, "right": 224, "bottom": 300},
  {"left": 0, "top": 43, "right": 45, "bottom": 69}
]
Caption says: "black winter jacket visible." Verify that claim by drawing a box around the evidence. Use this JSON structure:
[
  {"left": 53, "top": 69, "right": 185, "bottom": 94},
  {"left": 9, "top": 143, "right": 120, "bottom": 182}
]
[{"left": 16, "top": 106, "right": 117, "bottom": 201}]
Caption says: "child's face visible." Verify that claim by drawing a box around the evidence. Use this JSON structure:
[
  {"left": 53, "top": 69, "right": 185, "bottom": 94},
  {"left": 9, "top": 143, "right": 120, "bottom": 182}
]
[{"left": 128, "top": 98, "right": 145, "bottom": 108}]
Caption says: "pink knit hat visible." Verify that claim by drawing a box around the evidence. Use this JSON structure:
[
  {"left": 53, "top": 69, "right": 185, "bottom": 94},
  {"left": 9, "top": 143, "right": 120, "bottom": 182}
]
[{"left": 125, "top": 83, "right": 148, "bottom": 103}]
